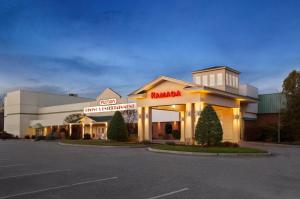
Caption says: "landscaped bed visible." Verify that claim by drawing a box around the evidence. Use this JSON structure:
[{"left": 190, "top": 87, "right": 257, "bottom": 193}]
[
  {"left": 60, "top": 139, "right": 147, "bottom": 147},
  {"left": 151, "top": 144, "right": 267, "bottom": 154}
]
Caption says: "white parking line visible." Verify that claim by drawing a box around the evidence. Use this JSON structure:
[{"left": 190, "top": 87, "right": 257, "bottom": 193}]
[
  {"left": 0, "top": 169, "right": 70, "bottom": 180},
  {"left": 0, "top": 176, "right": 118, "bottom": 199},
  {"left": 146, "top": 188, "right": 189, "bottom": 199},
  {"left": 0, "top": 164, "right": 28, "bottom": 168}
]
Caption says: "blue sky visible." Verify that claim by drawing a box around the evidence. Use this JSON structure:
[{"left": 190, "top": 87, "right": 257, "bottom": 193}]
[{"left": 0, "top": 0, "right": 299, "bottom": 97}]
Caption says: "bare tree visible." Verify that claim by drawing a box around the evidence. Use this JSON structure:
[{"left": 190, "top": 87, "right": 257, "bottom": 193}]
[{"left": 122, "top": 110, "right": 137, "bottom": 135}]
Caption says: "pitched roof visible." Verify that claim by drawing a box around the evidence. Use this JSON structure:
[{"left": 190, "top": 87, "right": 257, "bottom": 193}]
[
  {"left": 128, "top": 75, "right": 196, "bottom": 96},
  {"left": 87, "top": 116, "right": 113, "bottom": 123}
]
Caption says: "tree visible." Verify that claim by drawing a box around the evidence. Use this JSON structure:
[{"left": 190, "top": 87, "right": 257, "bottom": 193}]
[
  {"left": 281, "top": 70, "right": 300, "bottom": 141},
  {"left": 195, "top": 105, "right": 223, "bottom": 146},
  {"left": 64, "top": 113, "right": 83, "bottom": 123},
  {"left": 0, "top": 93, "right": 4, "bottom": 132},
  {"left": 165, "top": 123, "right": 173, "bottom": 134},
  {"left": 122, "top": 110, "right": 137, "bottom": 135},
  {"left": 107, "top": 111, "right": 128, "bottom": 141}
]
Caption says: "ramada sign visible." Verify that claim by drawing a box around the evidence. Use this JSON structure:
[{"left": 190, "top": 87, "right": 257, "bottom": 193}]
[{"left": 151, "top": 90, "right": 182, "bottom": 99}]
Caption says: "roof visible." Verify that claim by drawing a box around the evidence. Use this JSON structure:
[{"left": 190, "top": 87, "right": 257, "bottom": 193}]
[
  {"left": 192, "top": 66, "right": 240, "bottom": 74},
  {"left": 128, "top": 75, "right": 196, "bottom": 96},
  {"left": 258, "top": 93, "right": 286, "bottom": 113},
  {"left": 87, "top": 116, "right": 113, "bottom": 123}
]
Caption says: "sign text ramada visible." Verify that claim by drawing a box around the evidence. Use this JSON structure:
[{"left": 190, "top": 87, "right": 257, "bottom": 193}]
[{"left": 151, "top": 90, "right": 181, "bottom": 99}]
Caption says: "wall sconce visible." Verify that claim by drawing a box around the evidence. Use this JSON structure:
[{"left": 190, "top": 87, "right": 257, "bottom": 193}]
[
  {"left": 145, "top": 113, "right": 148, "bottom": 119},
  {"left": 187, "top": 111, "right": 191, "bottom": 117},
  {"left": 138, "top": 114, "right": 142, "bottom": 119},
  {"left": 181, "top": 117, "right": 185, "bottom": 121},
  {"left": 197, "top": 111, "right": 201, "bottom": 116},
  {"left": 234, "top": 114, "right": 240, "bottom": 120}
]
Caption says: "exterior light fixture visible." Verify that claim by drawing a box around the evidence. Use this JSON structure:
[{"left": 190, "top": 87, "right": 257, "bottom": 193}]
[
  {"left": 172, "top": 105, "right": 176, "bottom": 109},
  {"left": 145, "top": 113, "right": 148, "bottom": 119},
  {"left": 234, "top": 114, "right": 240, "bottom": 119}
]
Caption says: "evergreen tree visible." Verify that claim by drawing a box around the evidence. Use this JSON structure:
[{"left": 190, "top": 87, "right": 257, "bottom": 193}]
[
  {"left": 107, "top": 111, "right": 128, "bottom": 141},
  {"left": 282, "top": 70, "right": 300, "bottom": 141},
  {"left": 195, "top": 104, "right": 223, "bottom": 146}
]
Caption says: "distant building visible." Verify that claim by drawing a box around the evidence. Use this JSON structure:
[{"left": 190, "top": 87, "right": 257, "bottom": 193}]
[{"left": 244, "top": 93, "right": 286, "bottom": 141}]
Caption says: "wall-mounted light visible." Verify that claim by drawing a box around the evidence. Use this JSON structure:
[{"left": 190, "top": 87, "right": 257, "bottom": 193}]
[
  {"left": 138, "top": 114, "right": 142, "bottom": 119},
  {"left": 187, "top": 111, "right": 191, "bottom": 117},
  {"left": 172, "top": 105, "right": 176, "bottom": 109},
  {"left": 234, "top": 114, "right": 240, "bottom": 120},
  {"left": 145, "top": 113, "right": 149, "bottom": 119},
  {"left": 197, "top": 111, "right": 201, "bottom": 116}
]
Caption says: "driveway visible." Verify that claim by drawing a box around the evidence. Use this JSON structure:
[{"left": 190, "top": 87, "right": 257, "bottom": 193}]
[{"left": 0, "top": 140, "right": 299, "bottom": 199}]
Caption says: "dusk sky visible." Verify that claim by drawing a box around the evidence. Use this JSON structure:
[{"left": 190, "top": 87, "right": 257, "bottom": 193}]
[{"left": 0, "top": 0, "right": 300, "bottom": 97}]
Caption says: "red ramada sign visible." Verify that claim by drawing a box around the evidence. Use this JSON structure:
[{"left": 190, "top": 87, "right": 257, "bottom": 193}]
[{"left": 151, "top": 90, "right": 182, "bottom": 99}]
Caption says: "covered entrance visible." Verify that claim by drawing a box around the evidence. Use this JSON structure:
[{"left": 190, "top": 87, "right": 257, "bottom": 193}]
[{"left": 128, "top": 76, "right": 255, "bottom": 145}]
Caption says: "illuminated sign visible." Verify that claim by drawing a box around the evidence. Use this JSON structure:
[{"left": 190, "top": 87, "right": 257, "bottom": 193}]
[
  {"left": 99, "top": 98, "right": 117, "bottom": 105},
  {"left": 84, "top": 103, "right": 137, "bottom": 114},
  {"left": 151, "top": 90, "right": 182, "bottom": 99}
]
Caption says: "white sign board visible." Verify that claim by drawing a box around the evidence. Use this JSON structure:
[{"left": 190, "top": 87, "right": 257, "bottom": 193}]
[
  {"left": 99, "top": 98, "right": 117, "bottom": 105},
  {"left": 84, "top": 103, "right": 137, "bottom": 114}
]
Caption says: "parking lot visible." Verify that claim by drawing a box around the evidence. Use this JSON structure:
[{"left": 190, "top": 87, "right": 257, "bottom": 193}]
[{"left": 0, "top": 141, "right": 300, "bottom": 199}]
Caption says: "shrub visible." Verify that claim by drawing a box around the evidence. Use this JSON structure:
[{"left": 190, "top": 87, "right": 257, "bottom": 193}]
[
  {"left": 34, "top": 135, "right": 46, "bottom": 141},
  {"left": 219, "top": 141, "right": 239, "bottom": 148},
  {"left": 140, "top": 140, "right": 152, "bottom": 145},
  {"left": 107, "top": 111, "right": 128, "bottom": 141},
  {"left": 165, "top": 141, "right": 176, "bottom": 145},
  {"left": 83, "top": 133, "right": 91, "bottom": 140},
  {"left": 165, "top": 123, "right": 173, "bottom": 135},
  {"left": 0, "top": 132, "right": 14, "bottom": 140},
  {"left": 172, "top": 130, "right": 180, "bottom": 139},
  {"left": 195, "top": 104, "right": 223, "bottom": 146},
  {"left": 45, "top": 133, "right": 56, "bottom": 141},
  {"left": 259, "top": 125, "right": 277, "bottom": 142},
  {"left": 24, "top": 135, "right": 30, "bottom": 139},
  {"left": 31, "top": 135, "right": 36, "bottom": 139}
]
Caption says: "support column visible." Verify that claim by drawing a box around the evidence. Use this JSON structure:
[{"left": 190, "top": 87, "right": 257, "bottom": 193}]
[
  {"left": 82, "top": 124, "right": 85, "bottom": 138},
  {"left": 233, "top": 107, "right": 241, "bottom": 143},
  {"left": 185, "top": 103, "right": 194, "bottom": 145},
  {"left": 180, "top": 111, "right": 185, "bottom": 143},
  {"left": 104, "top": 122, "right": 108, "bottom": 140},
  {"left": 137, "top": 107, "right": 145, "bottom": 142},
  {"left": 144, "top": 107, "right": 152, "bottom": 141},
  {"left": 90, "top": 123, "right": 93, "bottom": 138},
  {"left": 69, "top": 124, "right": 72, "bottom": 137}
]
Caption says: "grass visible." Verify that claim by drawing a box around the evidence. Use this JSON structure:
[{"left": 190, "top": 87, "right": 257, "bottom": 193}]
[
  {"left": 61, "top": 139, "right": 146, "bottom": 147},
  {"left": 152, "top": 144, "right": 267, "bottom": 153}
]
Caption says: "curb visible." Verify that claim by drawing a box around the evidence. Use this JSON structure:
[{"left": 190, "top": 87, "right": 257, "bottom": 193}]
[
  {"left": 147, "top": 147, "right": 272, "bottom": 157},
  {"left": 240, "top": 141, "right": 300, "bottom": 148},
  {"left": 58, "top": 142, "right": 147, "bottom": 148}
]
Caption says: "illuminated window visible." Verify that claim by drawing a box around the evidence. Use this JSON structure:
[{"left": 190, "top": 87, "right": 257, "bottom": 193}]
[
  {"left": 235, "top": 77, "right": 239, "bottom": 88},
  {"left": 209, "top": 74, "right": 215, "bottom": 86},
  {"left": 226, "top": 73, "right": 229, "bottom": 85},
  {"left": 202, "top": 75, "right": 208, "bottom": 86},
  {"left": 195, "top": 76, "right": 201, "bottom": 85},
  {"left": 217, "top": 73, "right": 222, "bottom": 86}
]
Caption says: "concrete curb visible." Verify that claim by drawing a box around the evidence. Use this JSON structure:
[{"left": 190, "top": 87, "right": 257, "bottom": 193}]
[
  {"left": 58, "top": 142, "right": 147, "bottom": 148},
  {"left": 148, "top": 147, "right": 272, "bottom": 157},
  {"left": 240, "top": 141, "right": 300, "bottom": 148}
]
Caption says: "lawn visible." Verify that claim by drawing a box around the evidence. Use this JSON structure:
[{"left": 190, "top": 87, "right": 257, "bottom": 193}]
[
  {"left": 61, "top": 139, "right": 146, "bottom": 147},
  {"left": 152, "top": 144, "right": 267, "bottom": 153}
]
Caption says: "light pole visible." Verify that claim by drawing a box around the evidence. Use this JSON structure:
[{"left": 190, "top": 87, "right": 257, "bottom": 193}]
[{"left": 276, "top": 89, "right": 282, "bottom": 144}]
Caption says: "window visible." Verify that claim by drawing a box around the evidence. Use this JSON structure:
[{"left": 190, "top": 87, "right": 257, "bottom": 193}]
[
  {"left": 195, "top": 76, "right": 201, "bottom": 85},
  {"left": 232, "top": 76, "right": 236, "bottom": 87},
  {"left": 229, "top": 74, "right": 232, "bottom": 86},
  {"left": 209, "top": 74, "right": 215, "bottom": 86},
  {"left": 202, "top": 75, "right": 208, "bottom": 86},
  {"left": 217, "top": 73, "right": 223, "bottom": 86},
  {"left": 226, "top": 73, "right": 229, "bottom": 85},
  {"left": 235, "top": 77, "right": 239, "bottom": 88}
]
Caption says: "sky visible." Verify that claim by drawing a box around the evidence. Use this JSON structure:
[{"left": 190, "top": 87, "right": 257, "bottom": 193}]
[{"left": 0, "top": 0, "right": 300, "bottom": 98}]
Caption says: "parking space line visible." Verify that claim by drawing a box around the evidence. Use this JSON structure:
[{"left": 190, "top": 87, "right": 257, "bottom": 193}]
[
  {"left": 0, "top": 164, "right": 28, "bottom": 168},
  {"left": 146, "top": 188, "right": 189, "bottom": 199},
  {"left": 0, "top": 169, "right": 71, "bottom": 180},
  {"left": 0, "top": 176, "right": 118, "bottom": 199}
]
